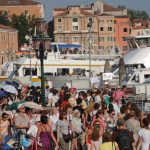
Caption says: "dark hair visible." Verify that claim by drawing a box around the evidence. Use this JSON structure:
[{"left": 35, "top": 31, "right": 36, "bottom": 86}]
[
  {"left": 108, "top": 104, "right": 114, "bottom": 110},
  {"left": 90, "top": 122, "right": 101, "bottom": 141},
  {"left": 59, "top": 111, "right": 67, "bottom": 120},
  {"left": 41, "top": 115, "right": 48, "bottom": 124},
  {"left": 147, "top": 113, "right": 150, "bottom": 123},
  {"left": 96, "top": 109, "right": 104, "bottom": 118},
  {"left": 94, "top": 103, "right": 100, "bottom": 110},
  {"left": 2, "top": 112, "right": 8, "bottom": 118},
  {"left": 103, "top": 131, "right": 112, "bottom": 142},
  {"left": 76, "top": 98, "right": 82, "bottom": 105},
  {"left": 142, "top": 118, "right": 149, "bottom": 128}
]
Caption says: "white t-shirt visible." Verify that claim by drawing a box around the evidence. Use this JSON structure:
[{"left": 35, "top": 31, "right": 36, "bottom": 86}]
[
  {"left": 49, "top": 113, "right": 59, "bottom": 131},
  {"left": 138, "top": 128, "right": 150, "bottom": 150},
  {"left": 27, "top": 125, "right": 38, "bottom": 137}
]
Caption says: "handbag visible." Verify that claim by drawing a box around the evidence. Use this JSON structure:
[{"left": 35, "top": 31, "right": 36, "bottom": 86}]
[{"left": 60, "top": 128, "right": 72, "bottom": 143}]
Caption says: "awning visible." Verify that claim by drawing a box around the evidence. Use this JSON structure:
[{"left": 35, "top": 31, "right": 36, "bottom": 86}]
[{"left": 51, "top": 43, "right": 81, "bottom": 49}]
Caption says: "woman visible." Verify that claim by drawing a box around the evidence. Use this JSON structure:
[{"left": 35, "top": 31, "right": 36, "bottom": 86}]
[
  {"left": 71, "top": 109, "right": 83, "bottom": 150},
  {"left": 49, "top": 107, "right": 59, "bottom": 138},
  {"left": 136, "top": 118, "right": 150, "bottom": 150},
  {"left": 90, "top": 121, "right": 102, "bottom": 150},
  {"left": 100, "top": 131, "right": 119, "bottom": 150},
  {"left": 56, "top": 111, "right": 70, "bottom": 150},
  {"left": 37, "top": 115, "right": 59, "bottom": 150},
  {"left": 91, "top": 110, "right": 105, "bottom": 134}
]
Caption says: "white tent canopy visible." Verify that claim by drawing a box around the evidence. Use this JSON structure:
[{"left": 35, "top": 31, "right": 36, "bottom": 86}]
[{"left": 124, "top": 47, "right": 150, "bottom": 68}]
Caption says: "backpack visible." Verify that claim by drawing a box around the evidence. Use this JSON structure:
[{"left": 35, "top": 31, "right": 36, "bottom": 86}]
[{"left": 116, "top": 130, "right": 133, "bottom": 150}]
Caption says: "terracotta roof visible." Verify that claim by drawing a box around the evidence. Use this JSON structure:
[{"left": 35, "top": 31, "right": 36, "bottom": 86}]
[
  {"left": 53, "top": 8, "right": 66, "bottom": 11},
  {"left": 103, "top": 3, "right": 122, "bottom": 12},
  {"left": 80, "top": 9, "right": 96, "bottom": 17},
  {"left": 0, "top": 24, "right": 17, "bottom": 31},
  {"left": 0, "top": 0, "right": 41, "bottom": 6}
]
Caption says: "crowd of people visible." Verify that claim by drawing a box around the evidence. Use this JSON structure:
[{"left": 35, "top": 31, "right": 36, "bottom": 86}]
[{"left": 0, "top": 82, "right": 150, "bottom": 150}]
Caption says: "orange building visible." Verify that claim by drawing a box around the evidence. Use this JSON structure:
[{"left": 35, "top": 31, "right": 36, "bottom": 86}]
[
  {"left": 0, "top": 24, "right": 18, "bottom": 66},
  {"left": 115, "top": 17, "right": 130, "bottom": 54},
  {"left": 0, "top": 0, "right": 44, "bottom": 18}
]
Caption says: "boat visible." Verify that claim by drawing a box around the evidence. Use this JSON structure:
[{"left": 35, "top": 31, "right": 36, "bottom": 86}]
[{"left": 0, "top": 43, "right": 116, "bottom": 82}]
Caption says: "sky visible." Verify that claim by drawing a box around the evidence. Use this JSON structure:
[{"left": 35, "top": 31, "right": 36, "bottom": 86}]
[{"left": 34, "top": 0, "right": 150, "bottom": 21}]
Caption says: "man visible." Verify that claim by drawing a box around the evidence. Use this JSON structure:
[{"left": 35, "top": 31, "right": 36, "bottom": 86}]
[
  {"left": 112, "top": 118, "right": 136, "bottom": 150},
  {"left": 15, "top": 104, "right": 30, "bottom": 133}
]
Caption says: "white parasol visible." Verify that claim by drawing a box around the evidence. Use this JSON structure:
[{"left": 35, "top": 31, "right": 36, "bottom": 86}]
[
  {"left": 2, "top": 84, "right": 18, "bottom": 95},
  {"left": 23, "top": 101, "right": 43, "bottom": 110}
]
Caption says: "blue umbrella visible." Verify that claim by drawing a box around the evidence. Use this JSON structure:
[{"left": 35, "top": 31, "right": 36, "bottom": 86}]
[{"left": 0, "top": 90, "right": 7, "bottom": 98}]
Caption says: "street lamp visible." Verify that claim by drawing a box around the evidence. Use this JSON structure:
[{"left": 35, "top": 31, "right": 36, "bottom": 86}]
[
  {"left": 1, "top": 50, "right": 4, "bottom": 65},
  {"left": 33, "top": 18, "right": 51, "bottom": 106},
  {"left": 87, "top": 20, "right": 94, "bottom": 79}
]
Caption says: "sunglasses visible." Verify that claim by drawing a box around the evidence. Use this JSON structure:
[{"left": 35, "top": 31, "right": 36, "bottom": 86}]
[
  {"left": 3, "top": 116, "right": 8, "bottom": 119},
  {"left": 20, "top": 107, "right": 25, "bottom": 109}
]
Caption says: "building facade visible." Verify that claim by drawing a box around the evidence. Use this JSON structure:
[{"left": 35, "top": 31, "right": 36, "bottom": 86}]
[
  {"left": 0, "top": 24, "right": 18, "bottom": 66},
  {"left": 115, "top": 17, "right": 130, "bottom": 54},
  {"left": 0, "top": 0, "right": 44, "bottom": 18},
  {"left": 53, "top": 1, "right": 130, "bottom": 54}
]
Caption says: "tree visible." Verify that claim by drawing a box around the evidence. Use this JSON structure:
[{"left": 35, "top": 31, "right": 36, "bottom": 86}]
[
  {"left": 0, "top": 10, "right": 11, "bottom": 26},
  {"left": 11, "top": 13, "right": 37, "bottom": 45},
  {"left": 127, "top": 9, "right": 149, "bottom": 20}
]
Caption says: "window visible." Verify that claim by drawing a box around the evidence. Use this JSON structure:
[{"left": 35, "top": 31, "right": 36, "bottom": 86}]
[
  {"left": 144, "top": 74, "right": 150, "bottom": 82},
  {"left": 122, "top": 37, "right": 126, "bottom": 41},
  {"left": 72, "top": 18, "right": 78, "bottom": 22},
  {"left": 99, "top": 37, "right": 104, "bottom": 42},
  {"left": 124, "top": 28, "right": 128, "bottom": 32},
  {"left": 99, "top": 46, "right": 104, "bottom": 50},
  {"left": 58, "top": 25, "right": 62, "bottom": 31},
  {"left": 107, "top": 37, "right": 113, "bottom": 42},
  {"left": 58, "top": 18, "right": 62, "bottom": 23},
  {"left": 107, "top": 20, "right": 113, "bottom": 23},
  {"left": 88, "top": 17, "right": 93, "bottom": 22},
  {"left": 72, "top": 26, "right": 78, "bottom": 31},
  {"left": 25, "top": 10, "right": 28, "bottom": 15},
  {"left": 123, "top": 46, "right": 128, "bottom": 51},
  {"left": 23, "top": 68, "right": 37, "bottom": 76},
  {"left": 72, "top": 36, "right": 79, "bottom": 43},
  {"left": 108, "top": 27, "right": 112, "bottom": 31},
  {"left": 100, "top": 27, "right": 103, "bottom": 31}
]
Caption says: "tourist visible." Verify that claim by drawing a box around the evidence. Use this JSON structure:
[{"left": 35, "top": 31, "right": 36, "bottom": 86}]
[
  {"left": 14, "top": 104, "right": 30, "bottom": 133},
  {"left": 37, "top": 115, "right": 59, "bottom": 150},
  {"left": 0, "top": 113, "right": 11, "bottom": 143},
  {"left": 90, "top": 121, "right": 102, "bottom": 150},
  {"left": 125, "top": 111, "right": 140, "bottom": 143},
  {"left": 100, "top": 131, "right": 119, "bottom": 150},
  {"left": 56, "top": 111, "right": 70, "bottom": 150},
  {"left": 136, "top": 118, "right": 150, "bottom": 150},
  {"left": 112, "top": 118, "right": 136, "bottom": 150}
]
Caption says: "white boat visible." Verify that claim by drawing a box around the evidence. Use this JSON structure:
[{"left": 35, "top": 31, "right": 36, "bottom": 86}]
[{"left": 0, "top": 43, "right": 116, "bottom": 80}]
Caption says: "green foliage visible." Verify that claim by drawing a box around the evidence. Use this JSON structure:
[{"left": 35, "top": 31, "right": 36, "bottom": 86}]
[
  {"left": 128, "top": 9, "right": 149, "bottom": 20},
  {"left": 117, "top": 5, "right": 149, "bottom": 20},
  {"left": 11, "top": 13, "right": 36, "bottom": 45},
  {"left": 0, "top": 10, "right": 37, "bottom": 46},
  {"left": 0, "top": 10, "right": 11, "bottom": 26}
]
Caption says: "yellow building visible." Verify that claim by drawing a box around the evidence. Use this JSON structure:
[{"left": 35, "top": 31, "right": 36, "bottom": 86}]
[
  {"left": 0, "top": 0, "right": 44, "bottom": 18},
  {"left": 0, "top": 24, "right": 18, "bottom": 65}
]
